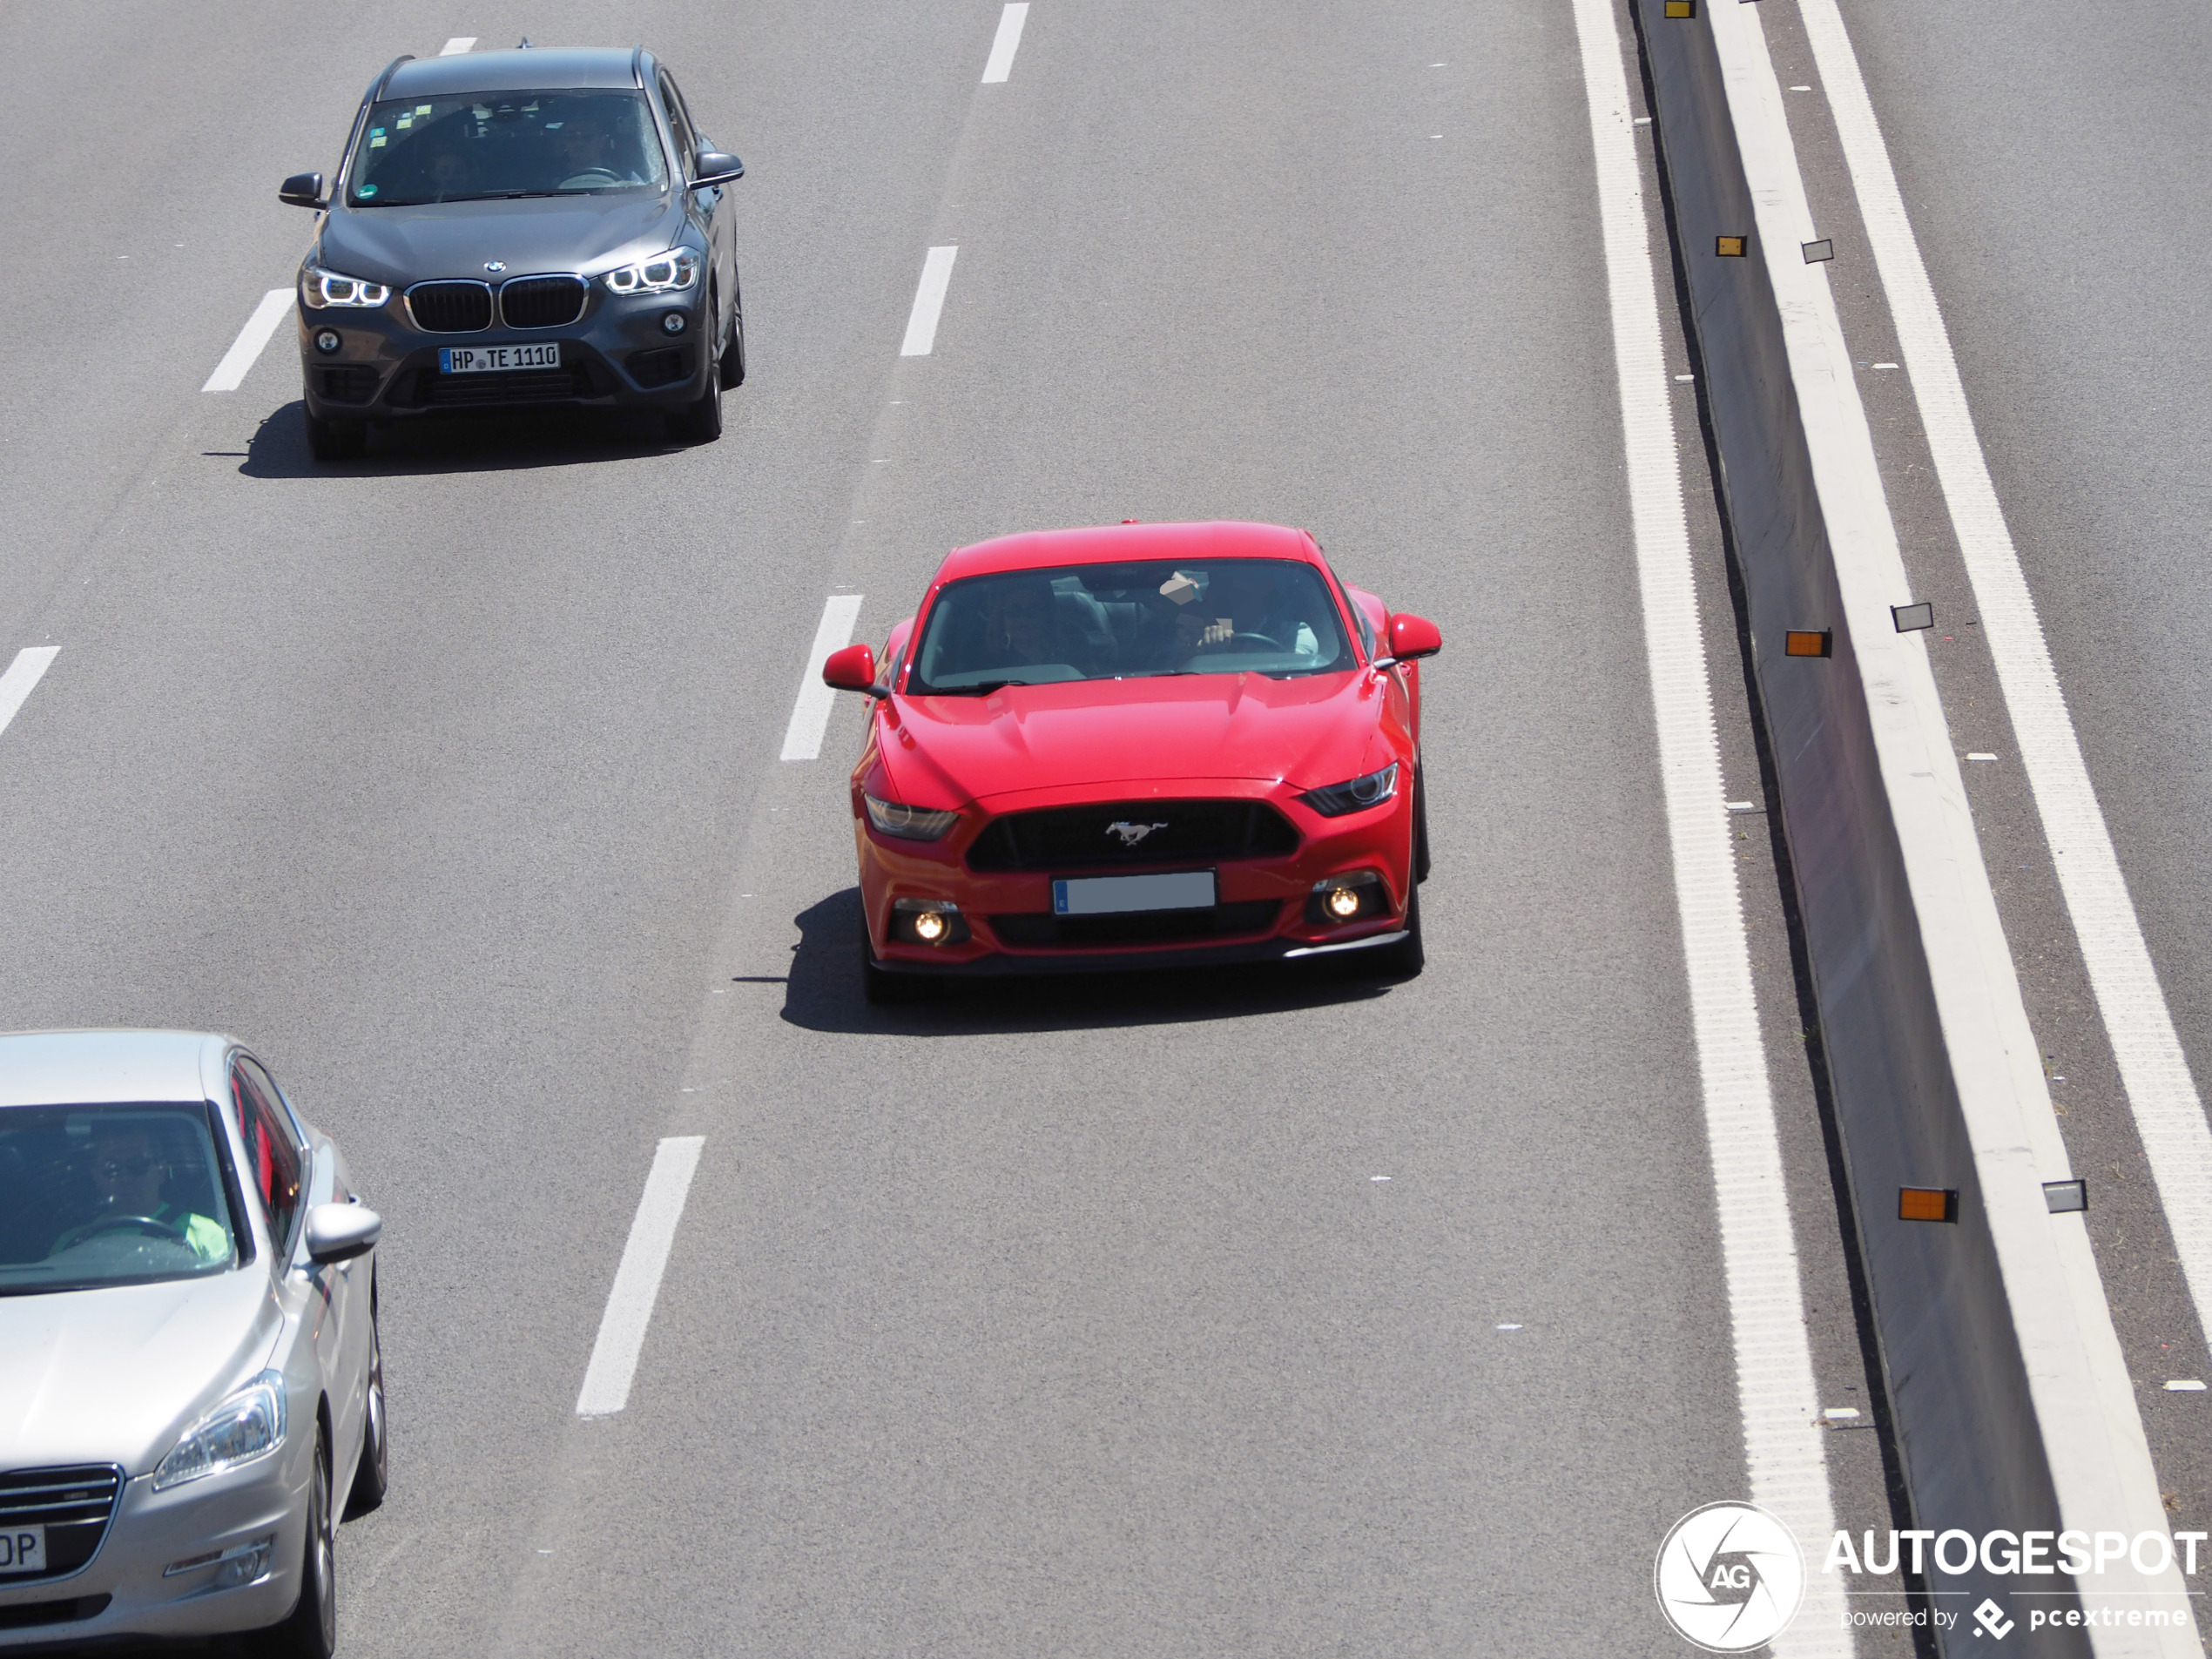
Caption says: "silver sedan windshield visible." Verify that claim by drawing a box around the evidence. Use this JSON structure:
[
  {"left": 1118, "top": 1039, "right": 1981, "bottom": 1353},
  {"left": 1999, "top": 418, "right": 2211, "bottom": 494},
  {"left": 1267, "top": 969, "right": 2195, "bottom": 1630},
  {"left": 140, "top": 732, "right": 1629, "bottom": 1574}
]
[
  {"left": 347, "top": 90, "right": 669, "bottom": 206},
  {"left": 0, "top": 1103, "right": 241, "bottom": 1294}
]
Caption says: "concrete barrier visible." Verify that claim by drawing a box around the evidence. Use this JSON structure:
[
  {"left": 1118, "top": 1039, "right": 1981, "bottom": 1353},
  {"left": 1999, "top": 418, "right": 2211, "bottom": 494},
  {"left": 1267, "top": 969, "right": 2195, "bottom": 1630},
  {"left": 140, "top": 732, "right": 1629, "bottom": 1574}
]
[{"left": 1634, "top": 3, "right": 2192, "bottom": 1652}]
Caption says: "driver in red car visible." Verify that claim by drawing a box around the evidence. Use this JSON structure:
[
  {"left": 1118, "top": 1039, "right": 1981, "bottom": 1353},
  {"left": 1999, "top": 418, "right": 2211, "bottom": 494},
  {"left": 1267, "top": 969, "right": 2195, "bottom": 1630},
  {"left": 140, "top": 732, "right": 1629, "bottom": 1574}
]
[{"left": 76, "top": 1127, "right": 230, "bottom": 1263}]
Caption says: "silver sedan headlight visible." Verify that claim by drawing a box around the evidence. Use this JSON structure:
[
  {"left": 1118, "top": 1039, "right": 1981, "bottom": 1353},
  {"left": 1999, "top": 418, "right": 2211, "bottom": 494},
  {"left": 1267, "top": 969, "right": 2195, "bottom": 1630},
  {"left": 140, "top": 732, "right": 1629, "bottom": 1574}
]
[
  {"left": 603, "top": 247, "right": 700, "bottom": 294},
  {"left": 152, "top": 1372, "right": 287, "bottom": 1491},
  {"left": 300, "top": 264, "right": 392, "bottom": 308}
]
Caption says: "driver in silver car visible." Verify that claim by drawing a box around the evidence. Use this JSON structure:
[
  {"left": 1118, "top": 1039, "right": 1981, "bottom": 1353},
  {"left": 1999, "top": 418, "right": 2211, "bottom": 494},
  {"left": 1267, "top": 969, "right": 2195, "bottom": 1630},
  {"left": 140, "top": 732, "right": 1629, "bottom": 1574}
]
[{"left": 75, "top": 1126, "right": 229, "bottom": 1264}]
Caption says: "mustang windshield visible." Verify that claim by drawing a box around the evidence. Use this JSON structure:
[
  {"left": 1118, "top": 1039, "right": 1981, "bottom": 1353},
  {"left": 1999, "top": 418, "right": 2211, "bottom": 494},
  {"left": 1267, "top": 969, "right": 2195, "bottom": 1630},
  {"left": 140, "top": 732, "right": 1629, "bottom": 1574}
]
[
  {"left": 346, "top": 90, "right": 668, "bottom": 206},
  {"left": 0, "top": 1103, "right": 243, "bottom": 1295},
  {"left": 909, "top": 558, "right": 1356, "bottom": 692}
]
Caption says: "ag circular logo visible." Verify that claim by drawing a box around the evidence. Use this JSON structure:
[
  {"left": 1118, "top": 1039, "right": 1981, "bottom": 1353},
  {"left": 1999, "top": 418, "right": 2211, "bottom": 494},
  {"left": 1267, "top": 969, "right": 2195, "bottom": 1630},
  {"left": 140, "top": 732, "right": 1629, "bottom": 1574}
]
[{"left": 1654, "top": 1502, "right": 1805, "bottom": 1652}]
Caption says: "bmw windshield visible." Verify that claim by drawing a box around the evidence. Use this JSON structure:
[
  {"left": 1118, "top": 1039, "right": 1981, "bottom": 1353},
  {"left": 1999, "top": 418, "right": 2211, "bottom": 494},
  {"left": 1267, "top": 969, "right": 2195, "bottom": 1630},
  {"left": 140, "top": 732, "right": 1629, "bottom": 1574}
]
[
  {"left": 908, "top": 559, "right": 1357, "bottom": 693},
  {"left": 345, "top": 90, "right": 669, "bottom": 206},
  {"left": 0, "top": 1103, "right": 244, "bottom": 1295}
]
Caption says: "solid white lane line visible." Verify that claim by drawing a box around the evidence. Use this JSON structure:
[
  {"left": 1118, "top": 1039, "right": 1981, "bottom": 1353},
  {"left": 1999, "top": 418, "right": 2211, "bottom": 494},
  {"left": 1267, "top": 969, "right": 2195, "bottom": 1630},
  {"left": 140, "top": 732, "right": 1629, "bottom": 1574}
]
[
  {"left": 1568, "top": 3, "right": 1848, "bottom": 1653},
  {"left": 0, "top": 648, "right": 60, "bottom": 744},
  {"left": 575, "top": 1136, "right": 705, "bottom": 1417},
  {"left": 438, "top": 37, "right": 475, "bottom": 55},
  {"left": 981, "top": 3, "right": 1029, "bottom": 83},
  {"left": 201, "top": 290, "right": 293, "bottom": 395},
  {"left": 1801, "top": 0, "right": 2212, "bottom": 1401},
  {"left": 780, "top": 594, "right": 867, "bottom": 762},
  {"left": 900, "top": 246, "right": 959, "bottom": 357}
]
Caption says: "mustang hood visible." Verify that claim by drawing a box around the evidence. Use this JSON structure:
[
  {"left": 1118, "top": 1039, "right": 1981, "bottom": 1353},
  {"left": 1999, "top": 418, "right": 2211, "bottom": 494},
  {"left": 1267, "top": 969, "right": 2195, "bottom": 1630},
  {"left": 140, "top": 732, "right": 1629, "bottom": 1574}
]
[
  {"left": 0, "top": 1271, "right": 281, "bottom": 1474},
  {"left": 317, "top": 192, "right": 684, "bottom": 287},
  {"left": 884, "top": 672, "right": 1385, "bottom": 806}
]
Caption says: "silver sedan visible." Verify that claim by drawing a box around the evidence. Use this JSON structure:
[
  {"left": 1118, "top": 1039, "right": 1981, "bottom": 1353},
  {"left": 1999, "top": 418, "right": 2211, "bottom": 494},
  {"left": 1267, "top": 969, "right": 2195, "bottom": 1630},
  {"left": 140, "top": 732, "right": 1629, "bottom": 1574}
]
[{"left": 0, "top": 1030, "right": 384, "bottom": 1655}]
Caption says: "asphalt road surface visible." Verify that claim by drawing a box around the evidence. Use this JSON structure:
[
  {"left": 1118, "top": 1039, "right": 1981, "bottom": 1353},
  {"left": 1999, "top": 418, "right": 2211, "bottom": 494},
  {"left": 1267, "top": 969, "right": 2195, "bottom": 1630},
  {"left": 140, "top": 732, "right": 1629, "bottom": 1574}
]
[{"left": 0, "top": 2, "right": 1923, "bottom": 1653}]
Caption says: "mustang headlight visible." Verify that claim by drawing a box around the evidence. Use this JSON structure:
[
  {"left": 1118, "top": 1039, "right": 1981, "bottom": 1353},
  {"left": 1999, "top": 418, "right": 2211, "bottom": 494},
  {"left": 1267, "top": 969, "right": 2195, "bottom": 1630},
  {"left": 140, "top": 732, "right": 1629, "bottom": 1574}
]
[
  {"left": 603, "top": 248, "right": 700, "bottom": 294},
  {"left": 300, "top": 264, "right": 391, "bottom": 309},
  {"left": 864, "top": 792, "right": 960, "bottom": 841},
  {"left": 152, "top": 1372, "right": 287, "bottom": 1492},
  {"left": 1299, "top": 762, "right": 1400, "bottom": 818}
]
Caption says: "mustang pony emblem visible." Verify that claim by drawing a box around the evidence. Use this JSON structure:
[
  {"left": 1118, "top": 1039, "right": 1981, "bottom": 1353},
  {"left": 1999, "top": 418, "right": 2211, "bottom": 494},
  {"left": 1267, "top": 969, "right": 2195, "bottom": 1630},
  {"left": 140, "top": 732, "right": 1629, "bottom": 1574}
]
[{"left": 1105, "top": 820, "right": 1170, "bottom": 847}]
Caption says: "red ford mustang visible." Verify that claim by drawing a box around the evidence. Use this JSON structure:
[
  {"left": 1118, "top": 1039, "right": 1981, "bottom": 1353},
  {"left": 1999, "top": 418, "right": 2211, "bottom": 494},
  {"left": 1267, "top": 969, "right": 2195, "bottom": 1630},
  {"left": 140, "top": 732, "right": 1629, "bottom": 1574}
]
[{"left": 822, "top": 520, "right": 1440, "bottom": 1001}]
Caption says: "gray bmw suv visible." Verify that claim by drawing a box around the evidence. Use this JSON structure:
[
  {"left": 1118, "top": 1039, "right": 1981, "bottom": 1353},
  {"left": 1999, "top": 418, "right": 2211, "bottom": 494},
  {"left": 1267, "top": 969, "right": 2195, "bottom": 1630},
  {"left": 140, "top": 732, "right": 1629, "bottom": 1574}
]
[{"left": 280, "top": 46, "right": 745, "bottom": 460}]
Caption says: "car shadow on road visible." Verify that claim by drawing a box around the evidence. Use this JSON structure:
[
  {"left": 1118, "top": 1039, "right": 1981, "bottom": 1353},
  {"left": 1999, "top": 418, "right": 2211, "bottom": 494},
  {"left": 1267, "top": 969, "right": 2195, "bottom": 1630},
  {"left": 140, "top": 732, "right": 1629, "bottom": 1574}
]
[
  {"left": 779, "top": 888, "right": 1394, "bottom": 1036},
  {"left": 234, "top": 399, "right": 693, "bottom": 479}
]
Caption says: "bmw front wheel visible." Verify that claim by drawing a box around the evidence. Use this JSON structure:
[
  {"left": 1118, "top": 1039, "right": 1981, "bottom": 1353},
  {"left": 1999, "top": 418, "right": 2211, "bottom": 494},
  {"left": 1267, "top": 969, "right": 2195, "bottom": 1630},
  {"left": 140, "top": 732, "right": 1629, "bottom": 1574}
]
[{"left": 303, "top": 406, "right": 365, "bottom": 462}]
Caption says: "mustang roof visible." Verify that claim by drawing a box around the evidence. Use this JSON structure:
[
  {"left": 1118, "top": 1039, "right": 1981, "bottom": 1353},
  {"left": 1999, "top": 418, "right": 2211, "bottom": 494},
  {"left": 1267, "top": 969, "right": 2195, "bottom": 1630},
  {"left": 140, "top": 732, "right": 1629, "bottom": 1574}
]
[
  {"left": 0, "top": 1030, "right": 229, "bottom": 1108},
  {"left": 935, "top": 521, "right": 1319, "bottom": 584},
  {"left": 384, "top": 48, "right": 642, "bottom": 99}
]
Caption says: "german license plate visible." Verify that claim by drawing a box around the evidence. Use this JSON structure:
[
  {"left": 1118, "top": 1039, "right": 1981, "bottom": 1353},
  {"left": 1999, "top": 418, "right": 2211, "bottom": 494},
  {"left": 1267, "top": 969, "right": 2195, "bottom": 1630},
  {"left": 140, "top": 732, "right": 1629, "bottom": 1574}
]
[
  {"left": 0, "top": 1523, "right": 44, "bottom": 1575},
  {"left": 438, "top": 343, "right": 559, "bottom": 374},
  {"left": 1053, "top": 871, "right": 1216, "bottom": 916}
]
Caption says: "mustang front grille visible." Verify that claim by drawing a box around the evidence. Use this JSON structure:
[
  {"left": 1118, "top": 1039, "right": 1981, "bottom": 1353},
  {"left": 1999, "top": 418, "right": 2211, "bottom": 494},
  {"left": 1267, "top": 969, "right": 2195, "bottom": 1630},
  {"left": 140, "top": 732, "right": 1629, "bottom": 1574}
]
[
  {"left": 405, "top": 280, "right": 494, "bottom": 333},
  {"left": 990, "top": 900, "right": 1284, "bottom": 949},
  {"left": 499, "top": 274, "right": 587, "bottom": 328},
  {"left": 0, "top": 1464, "right": 123, "bottom": 1585},
  {"left": 966, "top": 800, "right": 1299, "bottom": 873}
]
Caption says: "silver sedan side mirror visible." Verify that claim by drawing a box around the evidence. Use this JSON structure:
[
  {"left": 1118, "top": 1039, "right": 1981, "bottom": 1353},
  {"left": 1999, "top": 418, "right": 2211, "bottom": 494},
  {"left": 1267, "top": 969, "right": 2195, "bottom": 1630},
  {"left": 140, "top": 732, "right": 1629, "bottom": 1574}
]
[{"left": 305, "top": 1203, "right": 382, "bottom": 1265}]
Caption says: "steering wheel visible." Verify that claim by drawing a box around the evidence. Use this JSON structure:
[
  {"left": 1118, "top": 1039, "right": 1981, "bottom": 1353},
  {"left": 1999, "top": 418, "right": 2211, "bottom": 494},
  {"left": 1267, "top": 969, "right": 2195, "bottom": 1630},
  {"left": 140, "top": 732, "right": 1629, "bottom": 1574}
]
[
  {"left": 557, "top": 168, "right": 622, "bottom": 190},
  {"left": 1226, "top": 631, "right": 1285, "bottom": 651},
  {"left": 50, "top": 1213, "right": 192, "bottom": 1253}
]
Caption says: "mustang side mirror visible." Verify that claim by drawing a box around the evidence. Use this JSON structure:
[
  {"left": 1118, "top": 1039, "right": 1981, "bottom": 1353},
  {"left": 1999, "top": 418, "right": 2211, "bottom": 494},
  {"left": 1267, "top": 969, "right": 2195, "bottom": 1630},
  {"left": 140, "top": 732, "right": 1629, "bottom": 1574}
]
[
  {"left": 693, "top": 151, "right": 745, "bottom": 187},
  {"left": 279, "top": 171, "right": 327, "bottom": 209},
  {"left": 1385, "top": 614, "right": 1442, "bottom": 663},
  {"left": 824, "top": 642, "right": 886, "bottom": 698},
  {"left": 304, "top": 1202, "right": 381, "bottom": 1264}
]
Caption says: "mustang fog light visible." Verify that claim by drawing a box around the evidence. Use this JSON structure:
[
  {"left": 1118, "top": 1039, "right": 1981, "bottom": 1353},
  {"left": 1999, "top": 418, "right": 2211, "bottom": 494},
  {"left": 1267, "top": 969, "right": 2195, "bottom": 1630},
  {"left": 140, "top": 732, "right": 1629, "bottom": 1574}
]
[
  {"left": 892, "top": 898, "right": 969, "bottom": 947},
  {"left": 314, "top": 328, "right": 342, "bottom": 354},
  {"left": 1306, "top": 871, "right": 1388, "bottom": 927},
  {"left": 659, "top": 311, "right": 687, "bottom": 335}
]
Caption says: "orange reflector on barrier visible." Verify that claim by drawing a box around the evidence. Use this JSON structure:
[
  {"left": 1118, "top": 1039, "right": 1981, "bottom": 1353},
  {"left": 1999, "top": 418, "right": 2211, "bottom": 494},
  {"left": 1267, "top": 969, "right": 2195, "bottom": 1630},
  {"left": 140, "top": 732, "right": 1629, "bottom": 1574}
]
[
  {"left": 1716, "top": 234, "right": 1746, "bottom": 257},
  {"left": 1784, "top": 630, "right": 1831, "bottom": 658},
  {"left": 1898, "top": 1188, "right": 1958, "bottom": 1224}
]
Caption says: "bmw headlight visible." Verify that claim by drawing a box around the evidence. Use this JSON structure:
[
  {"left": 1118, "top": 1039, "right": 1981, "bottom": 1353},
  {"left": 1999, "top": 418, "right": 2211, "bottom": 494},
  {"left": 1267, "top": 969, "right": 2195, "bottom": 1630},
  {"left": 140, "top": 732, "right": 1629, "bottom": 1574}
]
[
  {"left": 300, "top": 264, "right": 391, "bottom": 309},
  {"left": 864, "top": 792, "right": 960, "bottom": 841},
  {"left": 1299, "top": 762, "right": 1399, "bottom": 818},
  {"left": 603, "top": 248, "right": 700, "bottom": 294},
  {"left": 152, "top": 1372, "right": 287, "bottom": 1492}
]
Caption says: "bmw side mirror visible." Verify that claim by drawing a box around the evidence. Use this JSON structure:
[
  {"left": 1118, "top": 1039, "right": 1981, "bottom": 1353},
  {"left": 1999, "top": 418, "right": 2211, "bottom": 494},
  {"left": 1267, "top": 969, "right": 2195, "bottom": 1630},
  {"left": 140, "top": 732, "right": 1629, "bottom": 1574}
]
[
  {"left": 304, "top": 1202, "right": 381, "bottom": 1264},
  {"left": 824, "top": 642, "right": 887, "bottom": 698},
  {"left": 1386, "top": 614, "right": 1442, "bottom": 663},
  {"left": 692, "top": 151, "right": 745, "bottom": 187},
  {"left": 279, "top": 171, "right": 327, "bottom": 210}
]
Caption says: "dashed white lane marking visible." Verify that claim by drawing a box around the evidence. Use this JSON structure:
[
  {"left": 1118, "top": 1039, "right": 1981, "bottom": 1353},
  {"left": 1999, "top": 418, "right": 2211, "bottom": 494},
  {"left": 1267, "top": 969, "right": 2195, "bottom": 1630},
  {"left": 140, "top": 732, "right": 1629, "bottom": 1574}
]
[
  {"left": 1800, "top": 0, "right": 2212, "bottom": 1359},
  {"left": 900, "top": 246, "right": 959, "bottom": 357},
  {"left": 576, "top": 1136, "right": 705, "bottom": 1417},
  {"left": 438, "top": 37, "right": 476, "bottom": 55},
  {"left": 980, "top": 3, "right": 1029, "bottom": 84},
  {"left": 0, "top": 648, "right": 60, "bottom": 744},
  {"left": 201, "top": 290, "right": 293, "bottom": 394},
  {"left": 1568, "top": 3, "right": 1849, "bottom": 1653},
  {"left": 780, "top": 594, "right": 867, "bottom": 761}
]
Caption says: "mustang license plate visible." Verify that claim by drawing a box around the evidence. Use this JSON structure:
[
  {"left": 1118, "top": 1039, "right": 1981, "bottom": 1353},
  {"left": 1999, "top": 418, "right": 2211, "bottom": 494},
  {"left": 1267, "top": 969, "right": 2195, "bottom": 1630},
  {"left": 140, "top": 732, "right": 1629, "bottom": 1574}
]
[
  {"left": 1053, "top": 871, "right": 1216, "bottom": 916},
  {"left": 0, "top": 1523, "right": 44, "bottom": 1575},
  {"left": 438, "top": 343, "right": 560, "bottom": 374}
]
